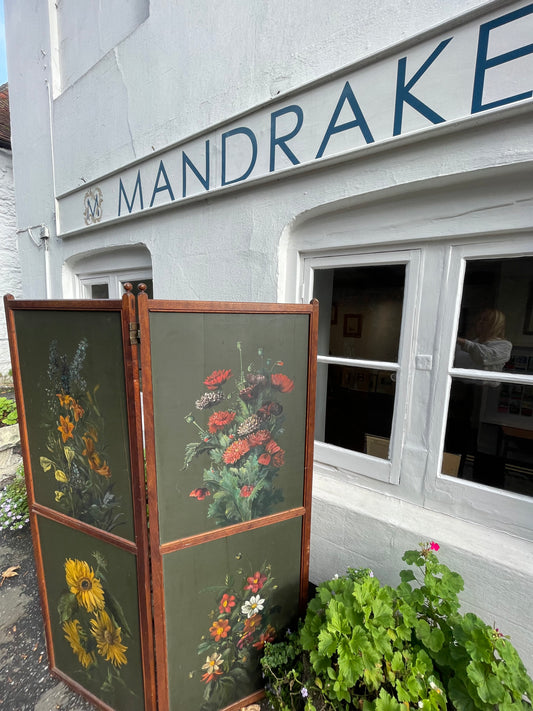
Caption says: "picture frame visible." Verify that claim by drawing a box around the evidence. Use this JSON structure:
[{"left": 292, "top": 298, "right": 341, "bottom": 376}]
[{"left": 343, "top": 313, "right": 362, "bottom": 338}]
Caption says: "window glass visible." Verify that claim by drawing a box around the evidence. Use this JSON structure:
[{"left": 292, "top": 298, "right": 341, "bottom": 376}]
[
  {"left": 444, "top": 256, "right": 533, "bottom": 497},
  {"left": 315, "top": 265, "right": 405, "bottom": 361},
  {"left": 90, "top": 283, "right": 109, "bottom": 299},
  {"left": 317, "top": 363, "right": 396, "bottom": 455},
  {"left": 314, "top": 264, "right": 405, "bottom": 458}
]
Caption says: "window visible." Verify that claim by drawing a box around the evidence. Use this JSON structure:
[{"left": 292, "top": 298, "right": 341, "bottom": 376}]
[
  {"left": 304, "top": 250, "right": 420, "bottom": 483},
  {"left": 65, "top": 245, "right": 153, "bottom": 299},
  {"left": 443, "top": 255, "right": 533, "bottom": 497},
  {"left": 79, "top": 274, "right": 154, "bottom": 299}
]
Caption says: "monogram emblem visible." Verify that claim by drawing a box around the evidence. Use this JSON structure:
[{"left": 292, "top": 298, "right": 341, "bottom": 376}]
[{"left": 83, "top": 187, "right": 103, "bottom": 225}]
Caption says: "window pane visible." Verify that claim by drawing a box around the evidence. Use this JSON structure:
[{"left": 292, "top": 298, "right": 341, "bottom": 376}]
[
  {"left": 316, "top": 363, "right": 396, "bottom": 456},
  {"left": 444, "top": 379, "right": 533, "bottom": 496},
  {"left": 314, "top": 264, "right": 405, "bottom": 361},
  {"left": 444, "top": 255, "right": 533, "bottom": 496},
  {"left": 90, "top": 283, "right": 109, "bottom": 298}
]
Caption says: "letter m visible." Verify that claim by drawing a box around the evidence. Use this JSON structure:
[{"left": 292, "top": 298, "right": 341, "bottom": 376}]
[{"left": 118, "top": 170, "right": 144, "bottom": 216}]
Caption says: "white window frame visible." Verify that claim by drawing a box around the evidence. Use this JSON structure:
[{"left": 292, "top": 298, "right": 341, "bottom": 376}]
[
  {"left": 77, "top": 268, "right": 152, "bottom": 299},
  {"left": 302, "top": 248, "right": 421, "bottom": 485},
  {"left": 425, "top": 235, "right": 533, "bottom": 537}
]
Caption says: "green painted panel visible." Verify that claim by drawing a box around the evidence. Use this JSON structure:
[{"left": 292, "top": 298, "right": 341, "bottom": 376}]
[
  {"left": 163, "top": 517, "right": 302, "bottom": 711},
  {"left": 13, "top": 310, "right": 135, "bottom": 540},
  {"left": 38, "top": 517, "right": 144, "bottom": 709},
  {"left": 150, "top": 312, "right": 310, "bottom": 541}
]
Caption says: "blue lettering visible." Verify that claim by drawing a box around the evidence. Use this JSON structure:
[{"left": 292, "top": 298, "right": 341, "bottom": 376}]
[
  {"left": 87, "top": 195, "right": 100, "bottom": 217},
  {"left": 270, "top": 104, "right": 304, "bottom": 171},
  {"left": 149, "top": 160, "right": 175, "bottom": 207},
  {"left": 472, "top": 4, "right": 533, "bottom": 113},
  {"left": 316, "top": 81, "right": 374, "bottom": 159},
  {"left": 182, "top": 141, "right": 210, "bottom": 197},
  {"left": 221, "top": 127, "right": 258, "bottom": 186},
  {"left": 118, "top": 170, "right": 144, "bottom": 216},
  {"left": 393, "top": 38, "right": 452, "bottom": 136}
]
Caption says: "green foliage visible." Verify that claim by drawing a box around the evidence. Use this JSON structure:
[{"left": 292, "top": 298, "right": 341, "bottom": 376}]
[
  {"left": 0, "top": 466, "right": 29, "bottom": 531},
  {"left": 261, "top": 545, "right": 533, "bottom": 711},
  {"left": 0, "top": 396, "right": 18, "bottom": 426}
]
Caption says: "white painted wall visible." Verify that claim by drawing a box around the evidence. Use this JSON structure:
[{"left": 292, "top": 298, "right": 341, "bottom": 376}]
[
  {"left": 0, "top": 148, "right": 20, "bottom": 374},
  {"left": 4, "top": 0, "right": 533, "bottom": 673}
]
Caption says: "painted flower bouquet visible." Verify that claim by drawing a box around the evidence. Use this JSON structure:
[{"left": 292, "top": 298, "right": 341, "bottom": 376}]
[
  {"left": 58, "top": 553, "right": 134, "bottom": 699},
  {"left": 39, "top": 339, "right": 124, "bottom": 532},
  {"left": 184, "top": 342, "right": 296, "bottom": 525},
  {"left": 194, "top": 558, "right": 280, "bottom": 711}
]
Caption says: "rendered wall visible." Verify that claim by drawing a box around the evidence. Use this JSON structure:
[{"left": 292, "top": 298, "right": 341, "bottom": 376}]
[{"left": 0, "top": 148, "right": 20, "bottom": 373}]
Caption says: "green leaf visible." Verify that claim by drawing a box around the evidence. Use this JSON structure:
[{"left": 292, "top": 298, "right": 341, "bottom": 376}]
[
  {"left": 57, "top": 591, "right": 77, "bottom": 623},
  {"left": 391, "top": 651, "right": 404, "bottom": 673},
  {"left": 375, "top": 688, "right": 403, "bottom": 711},
  {"left": 448, "top": 676, "right": 478, "bottom": 711},
  {"left": 338, "top": 637, "right": 359, "bottom": 685},
  {"left": 415, "top": 619, "right": 445, "bottom": 653},
  {"left": 399, "top": 569, "right": 416, "bottom": 583},
  {"left": 317, "top": 629, "right": 337, "bottom": 657},
  {"left": 402, "top": 549, "right": 424, "bottom": 566}
]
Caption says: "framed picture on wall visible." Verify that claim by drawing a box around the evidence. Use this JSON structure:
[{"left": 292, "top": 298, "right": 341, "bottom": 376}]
[{"left": 343, "top": 313, "right": 362, "bottom": 338}]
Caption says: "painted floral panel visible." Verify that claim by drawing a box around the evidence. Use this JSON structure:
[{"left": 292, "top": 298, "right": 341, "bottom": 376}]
[
  {"left": 13, "top": 310, "right": 135, "bottom": 540},
  {"left": 163, "top": 517, "right": 302, "bottom": 711},
  {"left": 38, "top": 516, "right": 145, "bottom": 709},
  {"left": 150, "top": 312, "right": 309, "bottom": 542}
]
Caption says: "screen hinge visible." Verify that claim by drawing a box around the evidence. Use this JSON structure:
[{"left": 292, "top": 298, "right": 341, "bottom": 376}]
[{"left": 129, "top": 321, "right": 141, "bottom": 345}]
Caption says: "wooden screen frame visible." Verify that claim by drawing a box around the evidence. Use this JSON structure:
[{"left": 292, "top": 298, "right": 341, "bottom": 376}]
[
  {"left": 138, "top": 295, "right": 318, "bottom": 711},
  {"left": 4, "top": 293, "right": 156, "bottom": 711}
]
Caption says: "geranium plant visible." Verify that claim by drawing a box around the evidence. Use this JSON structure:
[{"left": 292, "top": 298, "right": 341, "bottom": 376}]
[
  {"left": 184, "top": 342, "right": 296, "bottom": 526},
  {"left": 261, "top": 542, "right": 533, "bottom": 710}
]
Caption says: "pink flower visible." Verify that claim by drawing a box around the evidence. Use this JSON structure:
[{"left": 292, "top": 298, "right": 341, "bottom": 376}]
[
  {"left": 244, "top": 571, "right": 267, "bottom": 593},
  {"left": 240, "top": 485, "right": 254, "bottom": 498},
  {"left": 430, "top": 541, "right": 440, "bottom": 551}
]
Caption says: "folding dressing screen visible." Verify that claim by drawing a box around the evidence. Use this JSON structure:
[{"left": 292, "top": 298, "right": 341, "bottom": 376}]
[{"left": 4, "top": 291, "right": 318, "bottom": 711}]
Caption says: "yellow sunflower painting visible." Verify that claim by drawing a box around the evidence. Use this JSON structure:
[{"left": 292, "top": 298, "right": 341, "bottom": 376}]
[
  {"left": 90, "top": 609, "right": 128, "bottom": 667},
  {"left": 62, "top": 619, "right": 95, "bottom": 669},
  {"left": 65, "top": 558, "right": 105, "bottom": 613}
]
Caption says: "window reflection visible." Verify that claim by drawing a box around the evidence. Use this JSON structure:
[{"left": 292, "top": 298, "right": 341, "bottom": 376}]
[{"left": 444, "top": 257, "right": 533, "bottom": 497}]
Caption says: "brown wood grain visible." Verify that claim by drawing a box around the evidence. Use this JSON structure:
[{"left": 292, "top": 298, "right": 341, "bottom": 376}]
[
  {"left": 121, "top": 290, "right": 157, "bottom": 710},
  {"left": 137, "top": 290, "right": 170, "bottom": 711},
  {"left": 159, "top": 506, "right": 306, "bottom": 555},
  {"left": 300, "top": 299, "right": 319, "bottom": 610}
]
